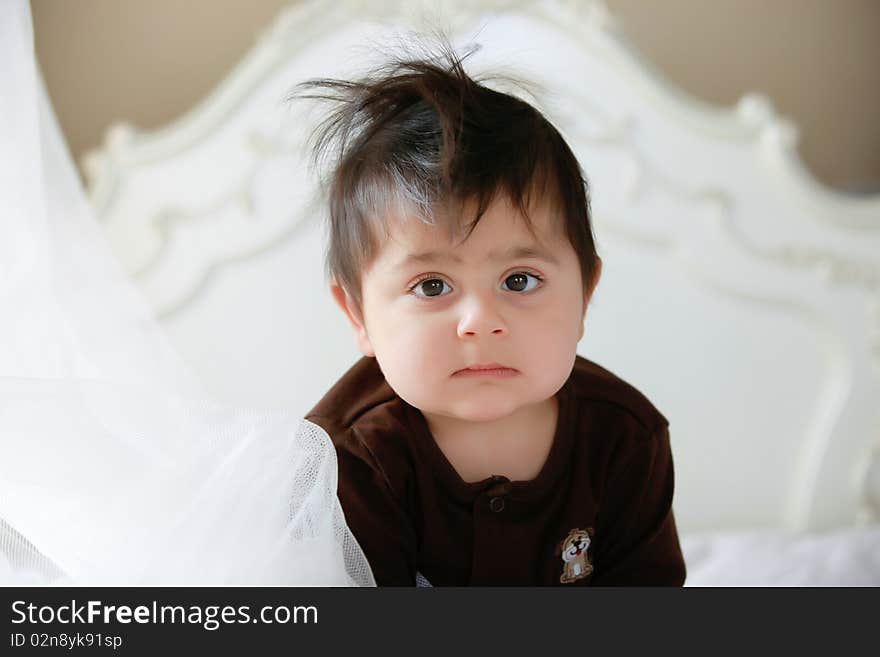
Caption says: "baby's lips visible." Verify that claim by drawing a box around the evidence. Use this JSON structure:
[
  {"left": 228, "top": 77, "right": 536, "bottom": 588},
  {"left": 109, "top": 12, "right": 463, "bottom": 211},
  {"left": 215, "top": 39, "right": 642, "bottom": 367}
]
[
  {"left": 452, "top": 363, "right": 520, "bottom": 377},
  {"left": 456, "top": 361, "right": 513, "bottom": 373}
]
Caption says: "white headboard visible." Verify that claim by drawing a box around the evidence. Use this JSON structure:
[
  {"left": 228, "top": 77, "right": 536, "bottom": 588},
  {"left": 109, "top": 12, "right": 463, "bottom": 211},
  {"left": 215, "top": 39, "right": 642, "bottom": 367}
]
[{"left": 82, "top": 0, "right": 880, "bottom": 535}]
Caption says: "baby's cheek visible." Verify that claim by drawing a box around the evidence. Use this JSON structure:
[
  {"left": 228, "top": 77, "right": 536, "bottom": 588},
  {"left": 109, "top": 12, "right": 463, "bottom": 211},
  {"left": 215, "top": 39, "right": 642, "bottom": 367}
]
[
  {"left": 377, "top": 330, "right": 450, "bottom": 389},
  {"left": 524, "top": 327, "right": 579, "bottom": 393},
  {"left": 526, "top": 314, "right": 579, "bottom": 355}
]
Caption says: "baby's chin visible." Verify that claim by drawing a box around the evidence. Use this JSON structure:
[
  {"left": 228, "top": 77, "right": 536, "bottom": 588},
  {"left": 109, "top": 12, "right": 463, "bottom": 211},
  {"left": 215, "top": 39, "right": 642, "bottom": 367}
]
[{"left": 419, "top": 394, "right": 538, "bottom": 424}]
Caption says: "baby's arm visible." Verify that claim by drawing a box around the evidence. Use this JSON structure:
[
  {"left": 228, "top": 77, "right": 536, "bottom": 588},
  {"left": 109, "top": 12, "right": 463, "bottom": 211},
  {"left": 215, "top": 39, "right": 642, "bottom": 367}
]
[
  {"left": 590, "top": 423, "right": 686, "bottom": 585},
  {"left": 334, "top": 430, "right": 418, "bottom": 586}
]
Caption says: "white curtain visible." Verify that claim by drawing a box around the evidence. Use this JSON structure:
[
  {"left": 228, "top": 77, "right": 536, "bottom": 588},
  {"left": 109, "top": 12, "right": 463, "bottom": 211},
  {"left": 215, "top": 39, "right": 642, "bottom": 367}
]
[{"left": 0, "top": 0, "right": 373, "bottom": 587}]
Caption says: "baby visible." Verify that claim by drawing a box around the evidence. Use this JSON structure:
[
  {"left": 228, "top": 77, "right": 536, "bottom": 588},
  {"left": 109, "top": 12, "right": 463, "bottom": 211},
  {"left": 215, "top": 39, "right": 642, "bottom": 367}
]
[{"left": 297, "top": 42, "right": 686, "bottom": 586}]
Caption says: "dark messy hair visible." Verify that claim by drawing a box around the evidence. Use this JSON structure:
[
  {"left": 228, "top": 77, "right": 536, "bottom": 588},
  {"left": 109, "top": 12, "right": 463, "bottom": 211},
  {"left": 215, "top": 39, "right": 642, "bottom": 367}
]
[{"left": 289, "top": 36, "right": 600, "bottom": 317}]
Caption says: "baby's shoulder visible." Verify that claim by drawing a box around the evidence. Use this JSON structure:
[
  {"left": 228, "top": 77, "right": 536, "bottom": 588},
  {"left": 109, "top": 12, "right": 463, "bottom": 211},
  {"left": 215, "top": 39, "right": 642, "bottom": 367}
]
[
  {"left": 567, "top": 355, "right": 669, "bottom": 436},
  {"left": 304, "top": 356, "right": 415, "bottom": 480}
]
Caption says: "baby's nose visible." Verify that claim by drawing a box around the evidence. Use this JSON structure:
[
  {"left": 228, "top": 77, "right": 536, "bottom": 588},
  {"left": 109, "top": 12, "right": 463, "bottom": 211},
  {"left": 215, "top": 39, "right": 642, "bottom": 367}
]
[
  {"left": 456, "top": 297, "right": 507, "bottom": 338},
  {"left": 458, "top": 325, "right": 505, "bottom": 338}
]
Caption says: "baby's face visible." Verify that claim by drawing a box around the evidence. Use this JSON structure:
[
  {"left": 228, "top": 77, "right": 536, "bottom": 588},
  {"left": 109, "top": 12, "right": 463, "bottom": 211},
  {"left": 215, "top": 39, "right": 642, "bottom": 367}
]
[{"left": 337, "top": 194, "right": 598, "bottom": 423}]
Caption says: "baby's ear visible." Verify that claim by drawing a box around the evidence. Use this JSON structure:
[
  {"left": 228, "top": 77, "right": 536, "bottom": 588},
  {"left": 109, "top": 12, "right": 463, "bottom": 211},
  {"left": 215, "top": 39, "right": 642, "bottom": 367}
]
[
  {"left": 330, "top": 282, "right": 375, "bottom": 358},
  {"left": 579, "top": 257, "right": 603, "bottom": 339},
  {"left": 585, "top": 257, "right": 602, "bottom": 307}
]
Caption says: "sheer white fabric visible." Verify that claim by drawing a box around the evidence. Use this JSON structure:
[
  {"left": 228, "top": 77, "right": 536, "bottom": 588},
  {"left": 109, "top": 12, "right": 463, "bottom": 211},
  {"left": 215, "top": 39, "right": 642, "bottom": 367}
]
[{"left": 0, "top": 0, "right": 374, "bottom": 586}]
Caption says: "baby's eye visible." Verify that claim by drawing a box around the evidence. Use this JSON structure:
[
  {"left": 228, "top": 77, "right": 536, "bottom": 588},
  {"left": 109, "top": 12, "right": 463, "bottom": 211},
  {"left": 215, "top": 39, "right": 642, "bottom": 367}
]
[
  {"left": 502, "top": 272, "right": 543, "bottom": 293},
  {"left": 410, "top": 277, "right": 452, "bottom": 299}
]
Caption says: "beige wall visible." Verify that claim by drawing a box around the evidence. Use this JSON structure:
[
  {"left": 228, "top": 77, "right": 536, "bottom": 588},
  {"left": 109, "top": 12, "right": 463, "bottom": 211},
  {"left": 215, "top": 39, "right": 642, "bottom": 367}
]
[{"left": 32, "top": 0, "right": 880, "bottom": 193}]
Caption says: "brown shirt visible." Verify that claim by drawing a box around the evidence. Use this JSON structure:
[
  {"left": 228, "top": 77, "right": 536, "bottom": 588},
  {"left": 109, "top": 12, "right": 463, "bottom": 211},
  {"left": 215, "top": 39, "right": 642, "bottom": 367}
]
[{"left": 306, "top": 355, "right": 686, "bottom": 586}]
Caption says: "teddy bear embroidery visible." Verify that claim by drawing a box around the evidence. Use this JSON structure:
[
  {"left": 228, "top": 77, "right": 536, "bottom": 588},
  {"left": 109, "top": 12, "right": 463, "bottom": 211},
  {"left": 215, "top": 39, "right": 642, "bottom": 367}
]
[{"left": 557, "top": 527, "right": 594, "bottom": 584}]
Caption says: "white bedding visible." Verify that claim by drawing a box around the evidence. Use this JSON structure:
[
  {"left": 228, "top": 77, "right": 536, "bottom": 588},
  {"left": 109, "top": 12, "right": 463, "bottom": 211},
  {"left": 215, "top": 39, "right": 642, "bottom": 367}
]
[{"left": 681, "top": 527, "right": 880, "bottom": 586}]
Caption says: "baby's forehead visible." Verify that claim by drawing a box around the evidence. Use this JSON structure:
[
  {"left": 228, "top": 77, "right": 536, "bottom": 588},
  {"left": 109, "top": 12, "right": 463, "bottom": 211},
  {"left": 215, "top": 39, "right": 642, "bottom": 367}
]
[{"left": 377, "top": 196, "right": 564, "bottom": 255}]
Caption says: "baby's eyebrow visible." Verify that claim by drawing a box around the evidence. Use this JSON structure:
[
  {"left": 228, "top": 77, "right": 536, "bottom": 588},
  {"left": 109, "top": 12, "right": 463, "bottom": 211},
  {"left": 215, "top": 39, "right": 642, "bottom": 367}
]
[{"left": 399, "top": 245, "right": 559, "bottom": 268}]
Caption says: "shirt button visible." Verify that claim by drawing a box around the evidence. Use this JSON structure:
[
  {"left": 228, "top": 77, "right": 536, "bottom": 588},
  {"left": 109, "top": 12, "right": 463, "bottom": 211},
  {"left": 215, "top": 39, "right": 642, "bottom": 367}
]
[{"left": 489, "top": 496, "right": 506, "bottom": 513}]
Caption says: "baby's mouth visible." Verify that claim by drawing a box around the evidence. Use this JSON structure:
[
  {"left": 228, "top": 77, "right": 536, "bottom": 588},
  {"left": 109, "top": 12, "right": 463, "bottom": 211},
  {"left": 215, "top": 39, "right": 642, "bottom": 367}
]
[{"left": 452, "top": 366, "right": 519, "bottom": 378}]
